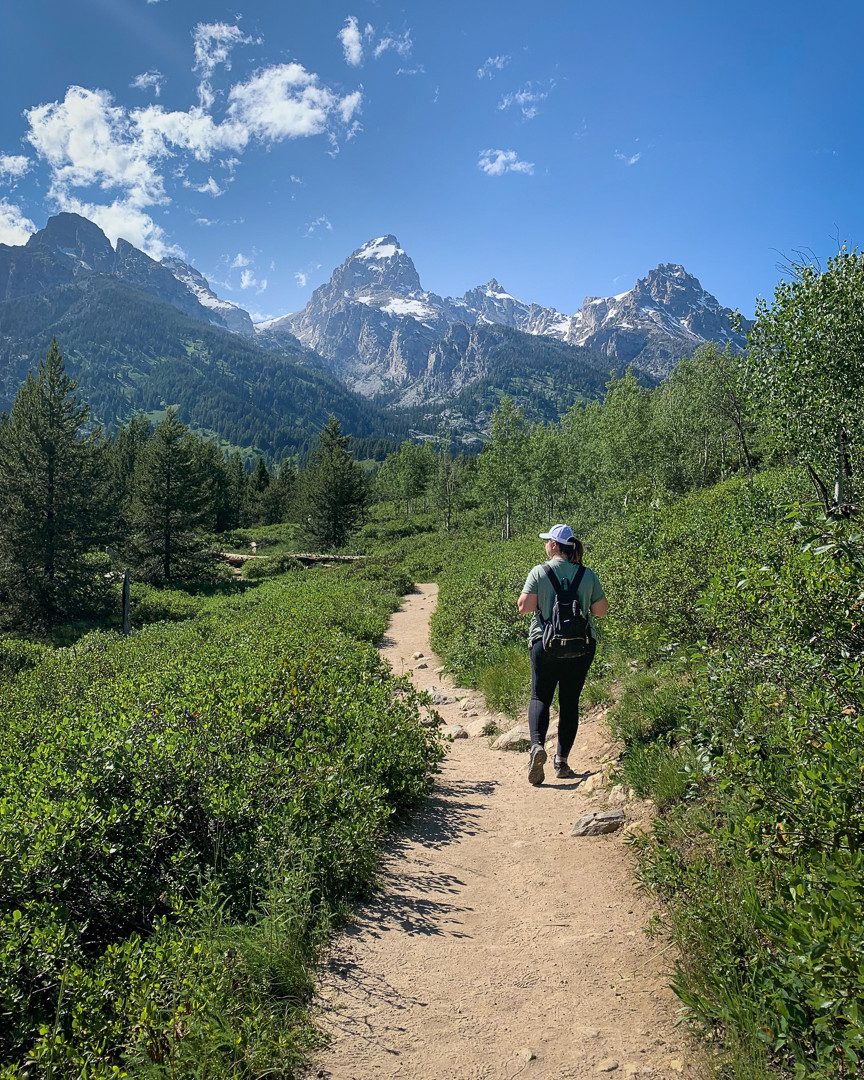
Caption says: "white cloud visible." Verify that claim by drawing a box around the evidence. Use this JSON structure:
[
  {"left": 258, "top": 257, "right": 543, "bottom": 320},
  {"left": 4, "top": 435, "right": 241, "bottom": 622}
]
[
  {"left": 294, "top": 270, "right": 307, "bottom": 287},
  {"left": 0, "top": 199, "right": 35, "bottom": 245},
  {"left": 134, "top": 104, "right": 248, "bottom": 161},
  {"left": 130, "top": 70, "right": 165, "bottom": 97},
  {"left": 228, "top": 64, "right": 362, "bottom": 141},
  {"left": 239, "top": 268, "right": 267, "bottom": 291},
  {"left": 190, "top": 175, "right": 223, "bottom": 196},
  {"left": 373, "top": 31, "right": 413, "bottom": 59},
  {"left": 0, "top": 155, "right": 32, "bottom": 180},
  {"left": 289, "top": 174, "right": 302, "bottom": 184},
  {"left": 19, "top": 33, "right": 361, "bottom": 258},
  {"left": 231, "top": 252, "right": 250, "bottom": 268},
  {"left": 25, "top": 87, "right": 166, "bottom": 207},
  {"left": 56, "top": 194, "right": 176, "bottom": 257},
  {"left": 477, "top": 55, "right": 510, "bottom": 79},
  {"left": 498, "top": 83, "right": 548, "bottom": 120},
  {"left": 305, "top": 214, "right": 332, "bottom": 235},
  {"left": 614, "top": 150, "right": 641, "bottom": 166},
  {"left": 339, "top": 16, "right": 364, "bottom": 66},
  {"left": 195, "top": 216, "right": 215, "bottom": 226},
  {"left": 396, "top": 65, "right": 425, "bottom": 76},
  {"left": 477, "top": 148, "right": 534, "bottom": 176},
  {"left": 192, "top": 22, "right": 254, "bottom": 109}
]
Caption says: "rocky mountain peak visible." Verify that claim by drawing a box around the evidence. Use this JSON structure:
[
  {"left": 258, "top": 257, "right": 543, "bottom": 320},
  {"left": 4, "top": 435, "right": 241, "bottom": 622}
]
[
  {"left": 333, "top": 234, "right": 422, "bottom": 296},
  {"left": 634, "top": 264, "right": 708, "bottom": 309},
  {"left": 26, "top": 212, "right": 115, "bottom": 273}
]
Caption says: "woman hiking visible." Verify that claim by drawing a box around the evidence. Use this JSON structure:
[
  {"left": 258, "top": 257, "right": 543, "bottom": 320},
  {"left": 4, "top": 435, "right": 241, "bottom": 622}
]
[{"left": 517, "top": 524, "right": 608, "bottom": 786}]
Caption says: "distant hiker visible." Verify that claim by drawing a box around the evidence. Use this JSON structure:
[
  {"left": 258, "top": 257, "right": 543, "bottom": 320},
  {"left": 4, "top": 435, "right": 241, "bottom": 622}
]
[{"left": 517, "top": 524, "right": 608, "bottom": 786}]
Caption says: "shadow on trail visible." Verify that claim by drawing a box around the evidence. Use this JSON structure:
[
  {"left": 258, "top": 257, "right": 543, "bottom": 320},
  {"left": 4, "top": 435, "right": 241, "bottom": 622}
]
[{"left": 337, "top": 775, "right": 499, "bottom": 946}]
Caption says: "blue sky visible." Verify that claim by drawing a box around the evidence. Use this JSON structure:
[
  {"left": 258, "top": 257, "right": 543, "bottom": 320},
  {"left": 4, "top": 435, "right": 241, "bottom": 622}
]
[{"left": 0, "top": 1, "right": 861, "bottom": 320}]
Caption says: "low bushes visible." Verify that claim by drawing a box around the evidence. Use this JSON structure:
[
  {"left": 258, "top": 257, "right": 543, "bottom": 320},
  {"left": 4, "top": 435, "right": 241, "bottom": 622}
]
[{"left": 0, "top": 568, "right": 443, "bottom": 1076}]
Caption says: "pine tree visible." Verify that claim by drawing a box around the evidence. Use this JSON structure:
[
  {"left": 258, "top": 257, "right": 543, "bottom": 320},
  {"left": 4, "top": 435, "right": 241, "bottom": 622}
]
[
  {"left": 225, "top": 453, "right": 246, "bottom": 531},
  {"left": 260, "top": 461, "right": 297, "bottom": 525},
  {"left": 300, "top": 417, "right": 367, "bottom": 549},
  {"left": 0, "top": 339, "right": 112, "bottom": 630},
  {"left": 130, "top": 409, "right": 211, "bottom": 582}
]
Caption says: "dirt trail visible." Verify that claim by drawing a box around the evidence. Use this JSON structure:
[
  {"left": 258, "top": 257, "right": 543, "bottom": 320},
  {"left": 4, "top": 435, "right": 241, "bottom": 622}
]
[{"left": 312, "top": 584, "right": 702, "bottom": 1080}]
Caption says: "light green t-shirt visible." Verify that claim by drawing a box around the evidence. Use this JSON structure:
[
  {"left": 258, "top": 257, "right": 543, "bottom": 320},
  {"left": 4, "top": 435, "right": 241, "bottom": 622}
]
[{"left": 521, "top": 559, "right": 606, "bottom": 644}]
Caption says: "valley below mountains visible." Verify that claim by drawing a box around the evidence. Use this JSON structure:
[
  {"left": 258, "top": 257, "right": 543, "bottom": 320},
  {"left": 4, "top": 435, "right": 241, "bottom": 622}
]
[{"left": 0, "top": 213, "right": 747, "bottom": 455}]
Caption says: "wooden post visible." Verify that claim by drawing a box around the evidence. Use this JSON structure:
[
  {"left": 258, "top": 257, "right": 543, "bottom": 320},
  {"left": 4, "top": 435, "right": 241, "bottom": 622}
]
[{"left": 122, "top": 570, "right": 131, "bottom": 635}]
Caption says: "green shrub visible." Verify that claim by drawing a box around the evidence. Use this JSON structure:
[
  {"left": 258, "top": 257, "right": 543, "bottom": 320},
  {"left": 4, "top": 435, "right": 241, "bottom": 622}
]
[
  {"left": 477, "top": 645, "right": 531, "bottom": 720},
  {"left": 0, "top": 569, "right": 443, "bottom": 1075},
  {"left": 0, "top": 637, "right": 50, "bottom": 679},
  {"left": 128, "top": 582, "right": 199, "bottom": 624}
]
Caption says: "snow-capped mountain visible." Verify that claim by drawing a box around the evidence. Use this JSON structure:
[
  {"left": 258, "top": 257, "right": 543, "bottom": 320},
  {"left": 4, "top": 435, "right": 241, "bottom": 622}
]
[
  {"left": 162, "top": 258, "right": 254, "bottom": 336},
  {"left": 262, "top": 236, "right": 746, "bottom": 400},
  {"left": 564, "top": 264, "right": 745, "bottom": 377}
]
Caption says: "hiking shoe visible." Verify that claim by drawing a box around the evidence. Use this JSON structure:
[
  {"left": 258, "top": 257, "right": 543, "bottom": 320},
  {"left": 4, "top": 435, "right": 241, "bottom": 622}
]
[
  {"left": 528, "top": 744, "right": 547, "bottom": 786},
  {"left": 554, "top": 758, "right": 578, "bottom": 780}
]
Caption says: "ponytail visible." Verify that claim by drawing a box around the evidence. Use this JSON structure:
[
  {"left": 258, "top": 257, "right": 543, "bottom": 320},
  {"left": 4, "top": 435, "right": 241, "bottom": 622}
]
[{"left": 554, "top": 538, "right": 583, "bottom": 564}]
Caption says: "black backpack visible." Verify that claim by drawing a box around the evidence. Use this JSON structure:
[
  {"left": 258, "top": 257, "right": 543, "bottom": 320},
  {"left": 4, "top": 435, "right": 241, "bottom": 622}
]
[{"left": 541, "top": 563, "right": 592, "bottom": 658}]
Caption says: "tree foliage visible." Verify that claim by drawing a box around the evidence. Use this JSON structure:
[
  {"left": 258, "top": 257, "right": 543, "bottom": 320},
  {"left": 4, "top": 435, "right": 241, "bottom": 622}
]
[
  {"left": 0, "top": 339, "right": 112, "bottom": 629},
  {"left": 300, "top": 417, "right": 367, "bottom": 549}
]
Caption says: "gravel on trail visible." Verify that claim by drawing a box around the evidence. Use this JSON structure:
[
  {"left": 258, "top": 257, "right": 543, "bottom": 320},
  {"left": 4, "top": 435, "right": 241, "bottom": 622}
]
[{"left": 311, "top": 584, "right": 704, "bottom": 1080}]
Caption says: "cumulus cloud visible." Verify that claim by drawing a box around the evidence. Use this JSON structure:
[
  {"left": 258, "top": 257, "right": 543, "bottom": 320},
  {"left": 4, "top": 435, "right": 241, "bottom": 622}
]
[
  {"left": 498, "top": 83, "right": 548, "bottom": 120},
  {"left": 305, "top": 214, "right": 332, "bottom": 235},
  {"left": 477, "top": 55, "right": 510, "bottom": 79},
  {"left": 230, "top": 252, "right": 251, "bottom": 268},
  {"left": 339, "top": 16, "right": 364, "bottom": 66},
  {"left": 130, "top": 70, "right": 165, "bottom": 97},
  {"left": 228, "top": 64, "right": 361, "bottom": 140},
  {"left": 614, "top": 150, "right": 641, "bottom": 166},
  {"left": 19, "top": 26, "right": 362, "bottom": 258},
  {"left": 477, "top": 148, "right": 534, "bottom": 176},
  {"left": 294, "top": 270, "right": 307, "bottom": 287},
  {"left": 0, "top": 199, "right": 35, "bottom": 245},
  {"left": 25, "top": 87, "right": 167, "bottom": 208},
  {"left": 0, "top": 155, "right": 32, "bottom": 180}
]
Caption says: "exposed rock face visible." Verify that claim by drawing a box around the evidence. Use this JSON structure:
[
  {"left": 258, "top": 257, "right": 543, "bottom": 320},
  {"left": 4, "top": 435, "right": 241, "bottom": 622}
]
[
  {"left": 267, "top": 237, "right": 746, "bottom": 400},
  {"left": 162, "top": 258, "right": 255, "bottom": 336},
  {"left": 0, "top": 214, "right": 256, "bottom": 335},
  {"left": 567, "top": 264, "right": 747, "bottom": 378}
]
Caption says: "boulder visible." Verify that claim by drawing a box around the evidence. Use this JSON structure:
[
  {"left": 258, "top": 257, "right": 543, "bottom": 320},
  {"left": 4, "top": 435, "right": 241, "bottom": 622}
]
[
  {"left": 443, "top": 724, "right": 469, "bottom": 740},
  {"left": 492, "top": 725, "right": 532, "bottom": 751},
  {"left": 572, "top": 809, "right": 625, "bottom": 837}
]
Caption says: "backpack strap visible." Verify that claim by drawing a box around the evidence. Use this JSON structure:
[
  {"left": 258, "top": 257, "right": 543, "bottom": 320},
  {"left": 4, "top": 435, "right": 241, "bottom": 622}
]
[
  {"left": 542, "top": 561, "right": 563, "bottom": 596},
  {"left": 542, "top": 562, "right": 586, "bottom": 597}
]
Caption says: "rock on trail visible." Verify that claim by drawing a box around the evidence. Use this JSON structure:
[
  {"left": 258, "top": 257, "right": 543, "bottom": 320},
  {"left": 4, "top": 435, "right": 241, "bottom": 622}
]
[{"left": 311, "top": 584, "right": 703, "bottom": 1080}]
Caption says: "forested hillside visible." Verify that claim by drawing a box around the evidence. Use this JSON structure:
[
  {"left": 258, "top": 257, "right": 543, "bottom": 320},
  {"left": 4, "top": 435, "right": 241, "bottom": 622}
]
[{"left": 0, "top": 276, "right": 405, "bottom": 456}]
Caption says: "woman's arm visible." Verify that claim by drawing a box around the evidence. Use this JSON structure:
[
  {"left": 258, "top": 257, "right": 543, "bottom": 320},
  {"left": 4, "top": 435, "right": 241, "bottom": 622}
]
[
  {"left": 517, "top": 592, "right": 538, "bottom": 614},
  {"left": 590, "top": 597, "right": 609, "bottom": 618}
]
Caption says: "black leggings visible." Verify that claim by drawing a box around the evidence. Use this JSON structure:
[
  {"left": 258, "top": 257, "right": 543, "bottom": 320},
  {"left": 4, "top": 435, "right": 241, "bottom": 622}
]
[{"left": 528, "top": 637, "right": 596, "bottom": 760}]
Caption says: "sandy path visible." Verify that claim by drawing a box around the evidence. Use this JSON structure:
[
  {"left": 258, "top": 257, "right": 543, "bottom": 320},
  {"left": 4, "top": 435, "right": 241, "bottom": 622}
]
[{"left": 311, "top": 585, "right": 702, "bottom": 1080}]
